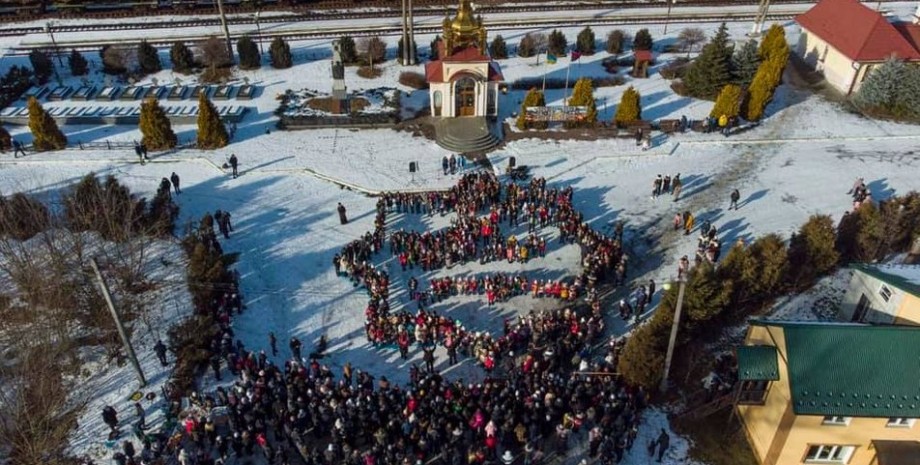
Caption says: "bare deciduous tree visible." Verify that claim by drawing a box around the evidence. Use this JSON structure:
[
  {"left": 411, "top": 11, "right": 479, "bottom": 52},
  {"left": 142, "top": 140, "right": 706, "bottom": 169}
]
[
  {"left": 198, "top": 36, "right": 231, "bottom": 68},
  {"left": 358, "top": 36, "right": 387, "bottom": 67},
  {"left": 678, "top": 27, "right": 707, "bottom": 58}
]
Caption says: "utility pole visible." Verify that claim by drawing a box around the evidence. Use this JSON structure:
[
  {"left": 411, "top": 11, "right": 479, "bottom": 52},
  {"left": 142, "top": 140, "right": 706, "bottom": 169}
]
[
  {"left": 216, "top": 0, "right": 234, "bottom": 64},
  {"left": 254, "top": 10, "right": 264, "bottom": 57},
  {"left": 401, "top": 0, "right": 410, "bottom": 65},
  {"left": 408, "top": 0, "right": 415, "bottom": 65},
  {"left": 659, "top": 277, "right": 687, "bottom": 393},
  {"left": 751, "top": 0, "right": 771, "bottom": 36},
  {"left": 91, "top": 258, "right": 147, "bottom": 387},
  {"left": 663, "top": 0, "right": 674, "bottom": 35}
]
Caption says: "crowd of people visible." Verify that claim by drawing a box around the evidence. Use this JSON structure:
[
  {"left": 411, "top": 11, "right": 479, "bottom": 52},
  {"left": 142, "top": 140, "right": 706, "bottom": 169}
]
[{"left": 98, "top": 171, "right": 659, "bottom": 465}]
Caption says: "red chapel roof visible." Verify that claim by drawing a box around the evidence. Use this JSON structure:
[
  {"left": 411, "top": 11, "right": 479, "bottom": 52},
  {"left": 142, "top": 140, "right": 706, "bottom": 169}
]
[{"left": 795, "top": 0, "right": 920, "bottom": 61}]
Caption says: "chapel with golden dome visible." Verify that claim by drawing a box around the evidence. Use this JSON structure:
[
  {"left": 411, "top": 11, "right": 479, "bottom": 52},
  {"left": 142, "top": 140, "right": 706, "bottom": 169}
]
[{"left": 425, "top": 0, "right": 503, "bottom": 118}]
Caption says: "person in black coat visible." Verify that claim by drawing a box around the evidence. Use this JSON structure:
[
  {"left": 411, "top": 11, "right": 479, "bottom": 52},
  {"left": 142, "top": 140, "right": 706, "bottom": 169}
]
[
  {"left": 229, "top": 154, "right": 239, "bottom": 179},
  {"left": 656, "top": 429, "right": 670, "bottom": 462},
  {"left": 154, "top": 339, "right": 168, "bottom": 366},
  {"left": 337, "top": 203, "right": 348, "bottom": 225},
  {"left": 170, "top": 172, "right": 181, "bottom": 194},
  {"left": 102, "top": 405, "right": 119, "bottom": 433}
]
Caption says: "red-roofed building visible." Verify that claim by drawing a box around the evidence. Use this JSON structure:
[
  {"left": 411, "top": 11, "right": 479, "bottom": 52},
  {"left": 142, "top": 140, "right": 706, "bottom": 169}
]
[
  {"left": 425, "top": 0, "right": 503, "bottom": 118},
  {"left": 795, "top": 0, "right": 920, "bottom": 95}
]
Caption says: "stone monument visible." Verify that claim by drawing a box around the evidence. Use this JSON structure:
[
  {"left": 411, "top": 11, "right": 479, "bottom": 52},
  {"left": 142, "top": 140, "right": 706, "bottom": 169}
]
[{"left": 331, "top": 40, "right": 348, "bottom": 114}]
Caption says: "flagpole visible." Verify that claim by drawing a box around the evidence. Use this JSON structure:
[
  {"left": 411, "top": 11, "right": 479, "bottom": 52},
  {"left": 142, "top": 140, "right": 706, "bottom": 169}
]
[
  {"left": 542, "top": 52, "right": 547, "bottom": 95},
  {"left": 564, "top": 56, "right": 571, "bottom": 107}
]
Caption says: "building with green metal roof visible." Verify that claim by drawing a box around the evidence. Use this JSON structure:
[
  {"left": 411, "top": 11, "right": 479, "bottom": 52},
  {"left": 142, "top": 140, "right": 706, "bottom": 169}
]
[{"left": 735, "top": 319, "right": 920, "bottom": 465}]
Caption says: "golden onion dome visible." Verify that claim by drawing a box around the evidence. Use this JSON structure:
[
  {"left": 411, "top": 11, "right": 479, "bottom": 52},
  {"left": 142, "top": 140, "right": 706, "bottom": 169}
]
[{"left": 451, "top": 0, "right": 479, "bottom": 34}]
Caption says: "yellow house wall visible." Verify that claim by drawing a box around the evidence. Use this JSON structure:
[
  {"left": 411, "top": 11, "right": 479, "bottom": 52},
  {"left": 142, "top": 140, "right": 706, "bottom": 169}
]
[
  {"left": 777, "top": 415, "right": 920, "bottom": 465},
  {"left": 737, "top": 326, "right": 791, "bottom": 465},
  {"left": 795, "top": 29, "right": 858, "bottom": 94},
  {"left": 895, "top": 293, "right": 920, "bottom": 326}
]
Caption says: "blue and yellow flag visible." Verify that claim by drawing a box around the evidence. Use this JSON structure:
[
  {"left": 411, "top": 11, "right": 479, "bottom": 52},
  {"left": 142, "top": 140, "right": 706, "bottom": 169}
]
[{"left": 546, "top": 53, "right": 557, "bottom": 64}]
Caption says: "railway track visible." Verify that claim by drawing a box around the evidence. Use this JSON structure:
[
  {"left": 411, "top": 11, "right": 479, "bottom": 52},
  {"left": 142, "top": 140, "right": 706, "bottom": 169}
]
[
  {"left": 5, "top": 9, "right": 806, "bottom": 54},
  {"left": 0, "top": 0, "right": 902, "bottom": 37}
]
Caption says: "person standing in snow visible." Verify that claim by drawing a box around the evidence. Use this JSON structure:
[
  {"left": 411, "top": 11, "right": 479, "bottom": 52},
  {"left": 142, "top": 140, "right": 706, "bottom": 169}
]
[
  {"left": 442, "top": 156, "right": 449, "bottom": 175},
  {"left": 290, "top": 337, "right": 302, "bottom": 360},
  {"left": 102, "top": 405, "right": 119, "bottom": 434},
  {"left": 729, "top": 189, "right": 740, "bottom": 210},
  {"left": 229, "top": 154, "right": 239, "bottom": 179},
  {"left": 154, "top": 339, "right": 168, "bottom": 366},
  {"left": 656, "top": 429, "right": 670, "bottom": 462},
  {"left": 337, "top": 203, "right": 348, "bottom": 225},
  {"left": 170, "top": 172, "right": 181, "bottom": 194},
  {"left": 269, "top": 332, "right": 278, "bottom": 356},
  {"left": 671, "top": 174, "right": 683, "bottom": 201}
]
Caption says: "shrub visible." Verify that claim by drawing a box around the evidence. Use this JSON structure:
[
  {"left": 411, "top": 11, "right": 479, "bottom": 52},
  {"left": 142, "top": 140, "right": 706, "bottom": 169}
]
[
  {"left": 137, "top": 40, "right": 161, "bottom": 75},
  {"left": 835, "top": 203, "right": 885, "bottom": 264},
  {"left": 397, "top": 37, "right": 418, "bottom": 65},
  {"left": 357, "top": 66, "right": 383, "bottom": 79},
  {"left": 659, "top": 58, "right": 690, "bottom": 80},
  {"left": 398, "top": 71, "right": 427, "bottom": 89},
  {"left": 237, "top": 35, "right": 261, "bottom": 70},
  {"left": 0, "top": 125, "right": 10, "bottom": 151},
  {"left": 199, "top": 36, "right": 231, "bottom": 69},
  {"left": 338, "top": 35, "right": 358, "bottom": 64},
  {"left": 196, "top": 94, "right": 229, "bottom": 149},
  {"left": 614, "top": 86, "right": 641, "bottom": 126},
  {"left": 68, "top": 50, "right": 88, "bottom": 77},
  {"left": 170, "top": 41, "right": 195, "bottom": 73},
  {"left": 0, "top": 192, "right": 50, "bottom": 241},
  {"left": 139, "top": 98, "right": 177, "bottom": 151},
  {"left": 594, "top": 76, "right": 625, "bottom": 87},
  {"left": 785, "top": 214, "right": 839, "bottom": 290},
  {"left": 547, "top": 29, "right": 568, "bottom": 56},
  {"left": 633, "top": 28, "right": 653, "bottom": 51},
  {"left": 29, "top": 50, "right": 53, "bottom": 84},
  {"left": 516, "top": 88, "right": 546, "bottom": 130},
  {"left": 709, "top": 84, "right": 743, "bottom": 119},
  {"left": 270, "top": 37, "right": 293, "bottom": 69},
  {"left": 575, "top": 26, "right": 595, "bottom": 55},
  {"left": 359, "top": 36, "right": 387, "bottom": 66},
  {"left": 670, "top": 80, "right": 690, "bottom": 96},
  {"left": 606, "top": 30, "right": 628, "bottom": 55},
  {"left": 489, "top": 35, "right": 508, "bottom": 59},
  {"left": 100, "top": 45, "right": 128, "bottom": 75},
  {"left": 200, "top": 65, "right": 233, "bottom": 84},
  {"left": 27, "top": 97, "right": 66, "bottom": 151}
]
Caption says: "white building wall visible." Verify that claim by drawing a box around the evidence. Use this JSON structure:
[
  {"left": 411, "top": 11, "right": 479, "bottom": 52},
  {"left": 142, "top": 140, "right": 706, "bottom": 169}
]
[
  {"left": 840, "top": 270, "right": 905, "bottom": 323},
  {"left": 796, "top": 29, "right": 859, "bottom": 94}
]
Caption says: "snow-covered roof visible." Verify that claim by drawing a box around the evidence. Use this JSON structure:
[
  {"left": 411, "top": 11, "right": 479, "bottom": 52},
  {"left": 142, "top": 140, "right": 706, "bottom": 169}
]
[{"left": 854, "top": 264, "right": 920, "bottom": 297}]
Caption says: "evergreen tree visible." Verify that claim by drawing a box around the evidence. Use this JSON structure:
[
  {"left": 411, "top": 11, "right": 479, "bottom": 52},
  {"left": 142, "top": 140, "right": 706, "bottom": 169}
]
[
  {"left": 855, "top": 58, "right": 907, "bottom": 114},
  {"left": 516, "top": 88, "right": 546, "bottom": 130},
  {"left": 170, "top": 41, "right": 195, "bottom": 74},
  {"left": 682, "top": 22, "right": 733, "bottom": 99},
  {"left": 489, "top": 35, "right": 508, "bottom": 59},
  {"left": 835, "top": 203, "right": 885, "bottom": 263},
  {"left": 139, "top": 98, "right": 177, "bottom": 151},
  {"left": 397, "top": 37, "right": 418, "bottom": 65},
  {"left": 732, "top": 39, "right": 760, "bottom": 87},
  {"left": 633, "top": 28, "right": 653, "bottom": 51},
  {"left": 614, "top": 86, "right": 641, "bottom": 125},
  {"left": 137, "top": 40, "right": 162, "bottom": 75},
  {"left": 721, "top": 234, "right": 787, "bottom": 306},
  {"left": 547, "top": 30, "right": 568, "bottom": 56},
  {"left": 759, "top": 24, "right": 788, "bottom": 63},
  {"left": 567, "top": 78, "right": 597, "bottom": 124},
  {"left": 744, "top": 53, "right": 787, "bottom": 121},
  {"left": 683, "top": 262, "right": 732, "bottom": 321},
  {"left": 27, "top": 97, "right": 66, "bottom": 151},
  {"left": 575, "top": 26, "right": 595, "bottom": 55},
  {"left": 339, "top": 35, "right": 358, "bottom": 64},
  {"left": 146, "top": 182, "right": 178, "bottom": 237},
  {"left": 0, "top": 192, "right": 50, "bottom": 240},
  {"left": 709, "top": 84, "right": 743, "bottom": 119},
  {"left": 270, "top": 37, "right": 293, "bottom": 69},
  {"left": 897, "top": 66, "right": 920, "bottom": 120},
  {"left": 617, "top": 313, "right": 669, "bottom": 390},
  {"left": 196, "top": 94, "right": 229, "bottom": 149},
  {"left": 518, "top": 34, "right": 536, "bottom": 58},
  {"left": 785, "top": 214, "right": 839, "bottom": 290},
  {"left": 606, "top": 29, "right": 627, "bottom": 55},
  {"left": 237, "top": 35, "right": 261, "bottom": 70},
  {"left": 429, "top": 35, "right": 441, "bottom": 60},
  {"left": 0, "top": 125, "right": 10, "bottom": 152},
  {"left": 68, "top": 49, "right": 88, "bottom": 76},
  {"left": 29, "top": 50, "right": 53, "bottom": 84}
]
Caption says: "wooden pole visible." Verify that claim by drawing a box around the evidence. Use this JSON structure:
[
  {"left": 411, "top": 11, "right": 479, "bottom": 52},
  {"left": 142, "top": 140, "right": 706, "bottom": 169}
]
[
  {"left": 659, "top": 277, "right": 687, "bottom": 393},
  {"left": 216, "top": 0, "right": 234, "bottom": 64},
  {"left": 91, "top": 258, "right": 147, "bottom": 387}
]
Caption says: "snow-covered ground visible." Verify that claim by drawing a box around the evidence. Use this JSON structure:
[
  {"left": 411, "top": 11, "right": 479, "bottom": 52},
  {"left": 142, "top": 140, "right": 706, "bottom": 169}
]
[{"left": 2, "top": 11, "right": 920, "bottom": 465}]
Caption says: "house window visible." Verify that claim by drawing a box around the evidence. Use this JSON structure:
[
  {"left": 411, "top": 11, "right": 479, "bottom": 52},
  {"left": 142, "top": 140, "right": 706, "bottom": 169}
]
[
  {"left": 822, "top": 416, "right": 851, "bottom": 426},
  {"left": 804, "top": 445, "right": 855, "bottom": 463},
  {"left": 879, "top": 285, "right": 892, "bottom": 302},
  {"left": 886, "top": 417, "right": 915, "bottom": 428},
  {"left": 738, "top": 380, "right": 770, "bottom": 405},
  {"left": 852, "top": 293, "right": 871, "bottom": 322}
]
